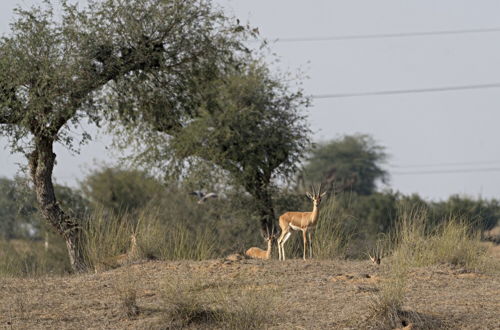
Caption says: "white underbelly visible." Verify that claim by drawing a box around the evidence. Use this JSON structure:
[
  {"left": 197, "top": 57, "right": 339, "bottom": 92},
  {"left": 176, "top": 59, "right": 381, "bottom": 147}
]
[{"left": 289, "top": 223, "right": 316, "bottom": 231}]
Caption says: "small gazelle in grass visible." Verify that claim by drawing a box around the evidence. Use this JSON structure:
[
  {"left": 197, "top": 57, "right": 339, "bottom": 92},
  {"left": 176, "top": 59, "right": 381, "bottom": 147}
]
[
  {"left": 277, "top": 184, "right": 327, "bottom": 261},
  {"left": 245, "top": 236, "right": 273, "bottom": 260},
  {"left": 245, "top": 232, "right": 275, "bottom": 260},
  {"left": 368, "top": 237, "right": 386, "bottom": 265}
]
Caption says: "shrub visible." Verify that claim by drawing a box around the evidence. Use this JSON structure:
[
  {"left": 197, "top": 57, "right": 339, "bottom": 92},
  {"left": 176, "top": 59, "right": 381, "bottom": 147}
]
[{"left": 389, "top": 207, "right": 488, "bottom": 272}]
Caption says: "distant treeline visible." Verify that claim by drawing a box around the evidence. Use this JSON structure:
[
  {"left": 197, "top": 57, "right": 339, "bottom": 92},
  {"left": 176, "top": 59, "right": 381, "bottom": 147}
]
[{"left": 1, "top": 169, "right": 498, "bottom": 245}]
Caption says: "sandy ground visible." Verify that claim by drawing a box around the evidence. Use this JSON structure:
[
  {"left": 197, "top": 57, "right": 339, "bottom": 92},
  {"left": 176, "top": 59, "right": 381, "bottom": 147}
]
[{"left": 1, "top": 251, "right": 499, "bottom": 329}]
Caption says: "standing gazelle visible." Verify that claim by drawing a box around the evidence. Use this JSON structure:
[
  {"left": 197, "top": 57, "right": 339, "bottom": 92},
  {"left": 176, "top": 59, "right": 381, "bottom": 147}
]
[{"left": 277, "top": 185, "right": 327, "bottom": 261}]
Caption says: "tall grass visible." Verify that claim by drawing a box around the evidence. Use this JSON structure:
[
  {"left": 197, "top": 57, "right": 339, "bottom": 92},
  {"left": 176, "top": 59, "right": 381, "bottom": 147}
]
[
  {"left": 312, "top": 198, "right": 351, "bottom": 259},
  {"left": 83, "top": 207, "right": 216, "bottom": 271},
  {"left": 0, "top": 238, "right": 71, "bottom": 277},
  {"left": 136, "top": 208, "right": 216, "bottom": 261},
  {"left": 390, "top": 207, "right": 488, "bottom": 271},
  {"left": 368, "top": 253, "right": 410, "bottom": 329},
  {"left": 82, "top": 208, "right": 136, "bottom": 270},
  {"left": 369, "top": 206, "right": 489, "bottom": 328}
]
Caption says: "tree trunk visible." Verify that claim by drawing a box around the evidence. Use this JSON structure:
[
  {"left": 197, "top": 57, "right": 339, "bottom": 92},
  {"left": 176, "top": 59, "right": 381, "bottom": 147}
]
[
  {"left": 28, "top": 137, "right": 87, "bottom": 273},
  {"left": 251, "top": 186, "right": 277, "bottom": 238}
]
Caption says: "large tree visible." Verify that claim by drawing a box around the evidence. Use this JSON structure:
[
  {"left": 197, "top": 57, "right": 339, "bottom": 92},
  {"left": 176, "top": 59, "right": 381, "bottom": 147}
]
[
  {"left": 112, "top": 61, "right": 311, "bottom": 236},
  {"left": 299, "top": 135, "right": 388, "bottom": 195},
  {"left": 0, "top": 0, "right": 248, "bottom": 272}
]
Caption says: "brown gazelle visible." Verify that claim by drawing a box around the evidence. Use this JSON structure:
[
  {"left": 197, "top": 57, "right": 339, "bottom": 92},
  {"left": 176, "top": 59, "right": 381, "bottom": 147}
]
[
  {"left": 245, "top": 234, "right": 274, "bottom": 260},
  {"left": 277, "top": 185, "right": 327, "bottom": 261}
]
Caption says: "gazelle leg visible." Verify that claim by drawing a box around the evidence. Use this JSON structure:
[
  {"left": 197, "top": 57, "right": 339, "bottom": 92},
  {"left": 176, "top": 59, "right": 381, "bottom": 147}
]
[
  {"left": 308, "top": 231, "right": 313, "bottom": 259},
  {"left": 302, "top": 230, "right": 307, "bottom": 260},
  {"left": 277, "top": 229, "right": 287, "bottom": 261},
  {"left": 277, "top": 237, "right": 282, "bottom": 260},
  {"left": 281, "top": 232, "right": 291, "bottom": 261}
]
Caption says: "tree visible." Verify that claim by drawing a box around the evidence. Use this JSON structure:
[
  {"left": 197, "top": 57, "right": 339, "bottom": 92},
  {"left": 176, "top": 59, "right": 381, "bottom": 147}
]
[
  {"left": 81, "top": 166, "right": 164, "bottom": 214},
  {"left": 300, "top": 134, "right": 388, "bottom": 195},
  {"left": 0, "top": 0, "right": 248, "bottom": 271},
  {"left": 114, "top": 61, "right": 311, "bottom": 235}
]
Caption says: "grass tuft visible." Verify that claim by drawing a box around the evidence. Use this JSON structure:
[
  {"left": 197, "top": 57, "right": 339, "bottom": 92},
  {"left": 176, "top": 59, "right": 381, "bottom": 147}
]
[
  {"left": 390, "top": 207, "right": 489, "bottom": 272},
  {"left": 161, "top": 274, "right": 274, "bottom": 329},
  {"left": 117, "top": 278, "right": 140, "bottom": 319},
  {"left": 82, "top": 207, "right": 217, "bottom": 272}
]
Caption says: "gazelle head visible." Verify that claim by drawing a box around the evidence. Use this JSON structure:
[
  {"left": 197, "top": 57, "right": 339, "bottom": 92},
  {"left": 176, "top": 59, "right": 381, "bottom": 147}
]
[
  {"left": 263, "top": 224, "right": 278, "bottom": 242},
  {"left": 306, "top": 184, "right": 327, "bottom": 207}
]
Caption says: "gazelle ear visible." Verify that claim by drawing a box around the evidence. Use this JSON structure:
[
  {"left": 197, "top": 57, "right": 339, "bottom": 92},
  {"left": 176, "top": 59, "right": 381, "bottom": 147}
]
[
  {"left": 306, "top": 192, "right": 313, "bottom": 200},
  {"left": 320, "top": 191, "right": 327, "bottom": 197}
]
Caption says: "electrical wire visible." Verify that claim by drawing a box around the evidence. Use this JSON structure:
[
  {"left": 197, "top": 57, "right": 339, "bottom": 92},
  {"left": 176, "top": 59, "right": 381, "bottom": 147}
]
[
  {"left": 268, "top": 27, "right": 500, "bottom": 43},
  {"left": 389, "top": 160, "right": 500, "bottom": 169},
  {"left": 392, "top": 167, "right": 500, "bottom": 175},
  {"left": 311, "top": 82, "right": 500, "bottom": 99}
]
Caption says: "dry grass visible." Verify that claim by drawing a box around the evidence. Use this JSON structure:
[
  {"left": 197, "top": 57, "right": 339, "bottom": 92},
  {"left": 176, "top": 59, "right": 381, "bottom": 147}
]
[
  {"left": 389, "top": 207, "right": 490, "bottom": 272},
  {"left": 0, "top": 238, "right": 70, "bottom": 277},
  {"left": 117, "top": 275, "right": 140, "bottom": 319},
  {"left": 161, "top": 273, "right": 275, "bottom": 329},
  {"left": 82, "top": 208, "right": 216, "bottom": 272},
  {"left": 0, "top": 257, "right": 499, "bottom": 329},
  {"left": 311, "top": 198, "right": 351, "bottom": 259},
  {"left": 366, "top": 207, "right": 495, "bottom": 329},
  {"left": 137, "top": 210, "right": 215, "bottom": 261}
]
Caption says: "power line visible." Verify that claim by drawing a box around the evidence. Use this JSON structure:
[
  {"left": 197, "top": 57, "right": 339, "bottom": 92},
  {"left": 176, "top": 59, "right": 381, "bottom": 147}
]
[
  {"left": 392, "top": 167, "right": 500, "bottom": 175},
  {"left": 389, "top": 160, "right": 500, "bottom": 169},
  {"left": 311, "top": 82, "right": 500, "bottom": 99},
  {"left": 269, "top": 27, "right": 500, "bottom": 43}
]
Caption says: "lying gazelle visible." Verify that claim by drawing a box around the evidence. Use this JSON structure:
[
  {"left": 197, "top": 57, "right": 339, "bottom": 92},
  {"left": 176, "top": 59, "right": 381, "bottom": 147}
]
[
  {"left": 277, "top": 184, "right": 327, "bottom": 261},
  {"left": 95, "top": 234, "right": 139, "bottom": 272},
  {"left": 245, "top": 234, "right": 274, "bottom": 260}
]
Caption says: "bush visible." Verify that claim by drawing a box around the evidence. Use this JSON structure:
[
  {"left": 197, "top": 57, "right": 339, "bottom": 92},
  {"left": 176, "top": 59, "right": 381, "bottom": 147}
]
[{"left": 389, "top": 207, "right": 489, "bottom": 271}]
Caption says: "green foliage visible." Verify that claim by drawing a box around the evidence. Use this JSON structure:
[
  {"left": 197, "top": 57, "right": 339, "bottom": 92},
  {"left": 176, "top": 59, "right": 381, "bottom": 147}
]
[
  {"left": 432, "top": 195, "right": 500, "bottom": 231},
  {"left": 169, "top": 62, "right": 310, "bottom": 186},
  {"left": 81, "top": 167, "right": 164, "bottom": 215},
  {"left": 0, "top": 0, "right": 250, "bottom": 153},
  {"left": 300, "top": 135, "right": 388, "bottom": 195},
  {"left": 115, "top": 60, "right": 311, "bottom": 234},
  {"left": 0, "top": 0, "right": 252, "bottom": 271}
]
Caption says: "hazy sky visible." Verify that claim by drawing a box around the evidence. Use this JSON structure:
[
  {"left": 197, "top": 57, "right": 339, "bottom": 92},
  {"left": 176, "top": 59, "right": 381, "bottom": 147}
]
[{"left": 1, "top": 0, "right": 500, "bottom": 200}]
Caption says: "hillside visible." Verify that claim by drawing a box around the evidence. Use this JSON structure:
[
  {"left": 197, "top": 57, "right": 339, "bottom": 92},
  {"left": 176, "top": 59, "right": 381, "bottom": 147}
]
[{"left": 1, "top": 246, "right": 499, "bottom": 330}]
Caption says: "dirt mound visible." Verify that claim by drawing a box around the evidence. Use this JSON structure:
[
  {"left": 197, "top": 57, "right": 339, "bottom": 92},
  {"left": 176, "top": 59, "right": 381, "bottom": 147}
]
[{"left": 1, "top": 258, "right": 498, "bottom": 329}]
